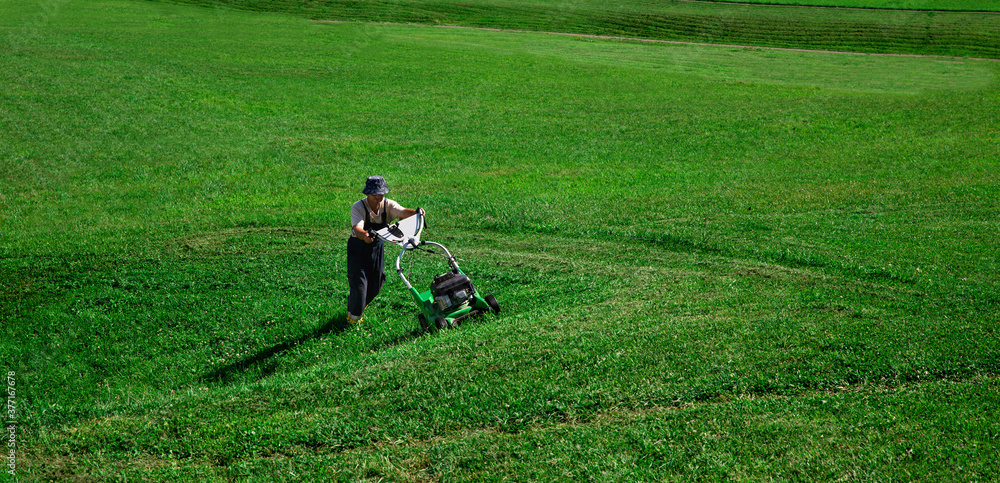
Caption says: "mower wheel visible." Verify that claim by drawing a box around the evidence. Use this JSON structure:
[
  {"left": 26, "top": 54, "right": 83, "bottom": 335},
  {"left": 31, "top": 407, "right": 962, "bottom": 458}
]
[
  {"left": 485, "top": 294, "right": 500, "bottom": 314},
  {"left": 418, "top": 314, "right": 430, "bottom": 331},
  {"left": 435, "top": 316, "right": 448, "bottom": 330}
]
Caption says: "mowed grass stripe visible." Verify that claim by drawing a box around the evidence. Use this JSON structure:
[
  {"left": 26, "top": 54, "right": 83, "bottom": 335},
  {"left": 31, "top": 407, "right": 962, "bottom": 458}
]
[
  {"left": 22, "top": 228, "right": 1000, "bottom": 473},
  {"left": 696, "top": 0, "right": 1000, "bottom": 11},
  {"left": 31, "top": 376, "right": 1000, "bottom": 481},
  {"left": 159, "top": 0, "right": 1000, "bottom": 58}
]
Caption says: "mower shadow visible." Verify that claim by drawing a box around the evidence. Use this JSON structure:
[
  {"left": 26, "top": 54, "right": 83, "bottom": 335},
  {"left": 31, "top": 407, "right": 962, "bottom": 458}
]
[{"left": 199, "top": 315, "right": 352, "bottom": 384}]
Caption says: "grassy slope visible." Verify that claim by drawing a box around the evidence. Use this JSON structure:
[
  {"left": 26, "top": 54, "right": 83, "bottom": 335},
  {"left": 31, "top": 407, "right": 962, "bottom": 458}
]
[
  {"left": 2, "top": 0, "right": 999, "bottom": 480},
  {"left": 700, "top": 0, "right": 1000, "bottom": 11},
  {"left": 159, "top": 0, "right": 1000, "bottom": 59}
]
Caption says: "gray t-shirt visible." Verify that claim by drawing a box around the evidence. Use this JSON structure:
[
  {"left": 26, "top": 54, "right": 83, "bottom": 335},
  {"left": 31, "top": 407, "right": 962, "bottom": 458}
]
[{"left": 350, "top": 198, "right": 405, "bottom": 237}]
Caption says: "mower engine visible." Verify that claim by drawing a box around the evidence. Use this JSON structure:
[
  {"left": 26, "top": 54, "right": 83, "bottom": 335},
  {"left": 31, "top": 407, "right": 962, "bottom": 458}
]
[{"left": 430, "top": 272, "right": 475, "bottom": 313}]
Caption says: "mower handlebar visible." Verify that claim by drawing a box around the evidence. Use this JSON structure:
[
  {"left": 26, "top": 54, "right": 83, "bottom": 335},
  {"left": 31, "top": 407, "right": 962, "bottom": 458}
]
[{"left": 395, "top": 239, "right": 459, "bottom": 291}]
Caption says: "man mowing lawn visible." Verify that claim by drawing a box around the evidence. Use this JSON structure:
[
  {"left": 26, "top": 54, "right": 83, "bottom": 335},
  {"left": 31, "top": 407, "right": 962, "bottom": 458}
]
[{"left": 346, "top": 176, "right": 421, "bottom": 324}]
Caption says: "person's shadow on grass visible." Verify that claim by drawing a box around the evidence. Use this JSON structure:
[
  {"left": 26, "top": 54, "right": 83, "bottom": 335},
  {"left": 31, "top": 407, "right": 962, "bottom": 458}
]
[
  {"left": 198, "top": 313, "right": 426, "bottom": 384},
  {"left": 199, "top": 315, "right": 352, "bottom": 384}
]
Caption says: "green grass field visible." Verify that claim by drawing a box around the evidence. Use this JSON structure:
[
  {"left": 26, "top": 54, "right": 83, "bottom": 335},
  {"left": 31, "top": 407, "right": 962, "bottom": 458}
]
[
  {"left": 163, "top": 0, "right": 1000, "bottom": 58},
  {"left": 700, "top": 0, "right": 1000, "bottom": 11},
  {"left": 2, "top": 0, "right": 999, "bottom": 481}
]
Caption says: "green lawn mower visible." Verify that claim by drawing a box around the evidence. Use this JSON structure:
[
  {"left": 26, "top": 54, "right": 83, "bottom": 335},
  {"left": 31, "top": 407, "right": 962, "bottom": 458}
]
[{"left": 372, "top": 211, "right": 500, "bottom": 331}]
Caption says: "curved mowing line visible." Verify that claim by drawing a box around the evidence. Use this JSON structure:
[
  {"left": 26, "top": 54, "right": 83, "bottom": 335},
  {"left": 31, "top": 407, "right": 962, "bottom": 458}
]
[{"left": 318, "top": 20, "right": 1000, "bottom": 62}]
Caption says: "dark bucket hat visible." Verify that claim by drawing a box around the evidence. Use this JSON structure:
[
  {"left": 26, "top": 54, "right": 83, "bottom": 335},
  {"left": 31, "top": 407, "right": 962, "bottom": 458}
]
[{"left": 363, "top": 175, "right": 389, "bottom": 195}]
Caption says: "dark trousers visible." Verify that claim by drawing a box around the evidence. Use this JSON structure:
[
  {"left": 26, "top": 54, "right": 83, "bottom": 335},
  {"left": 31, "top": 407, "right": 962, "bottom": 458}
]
[{"left": 347, "top": 236, "right": 385, "bottom": 317}]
